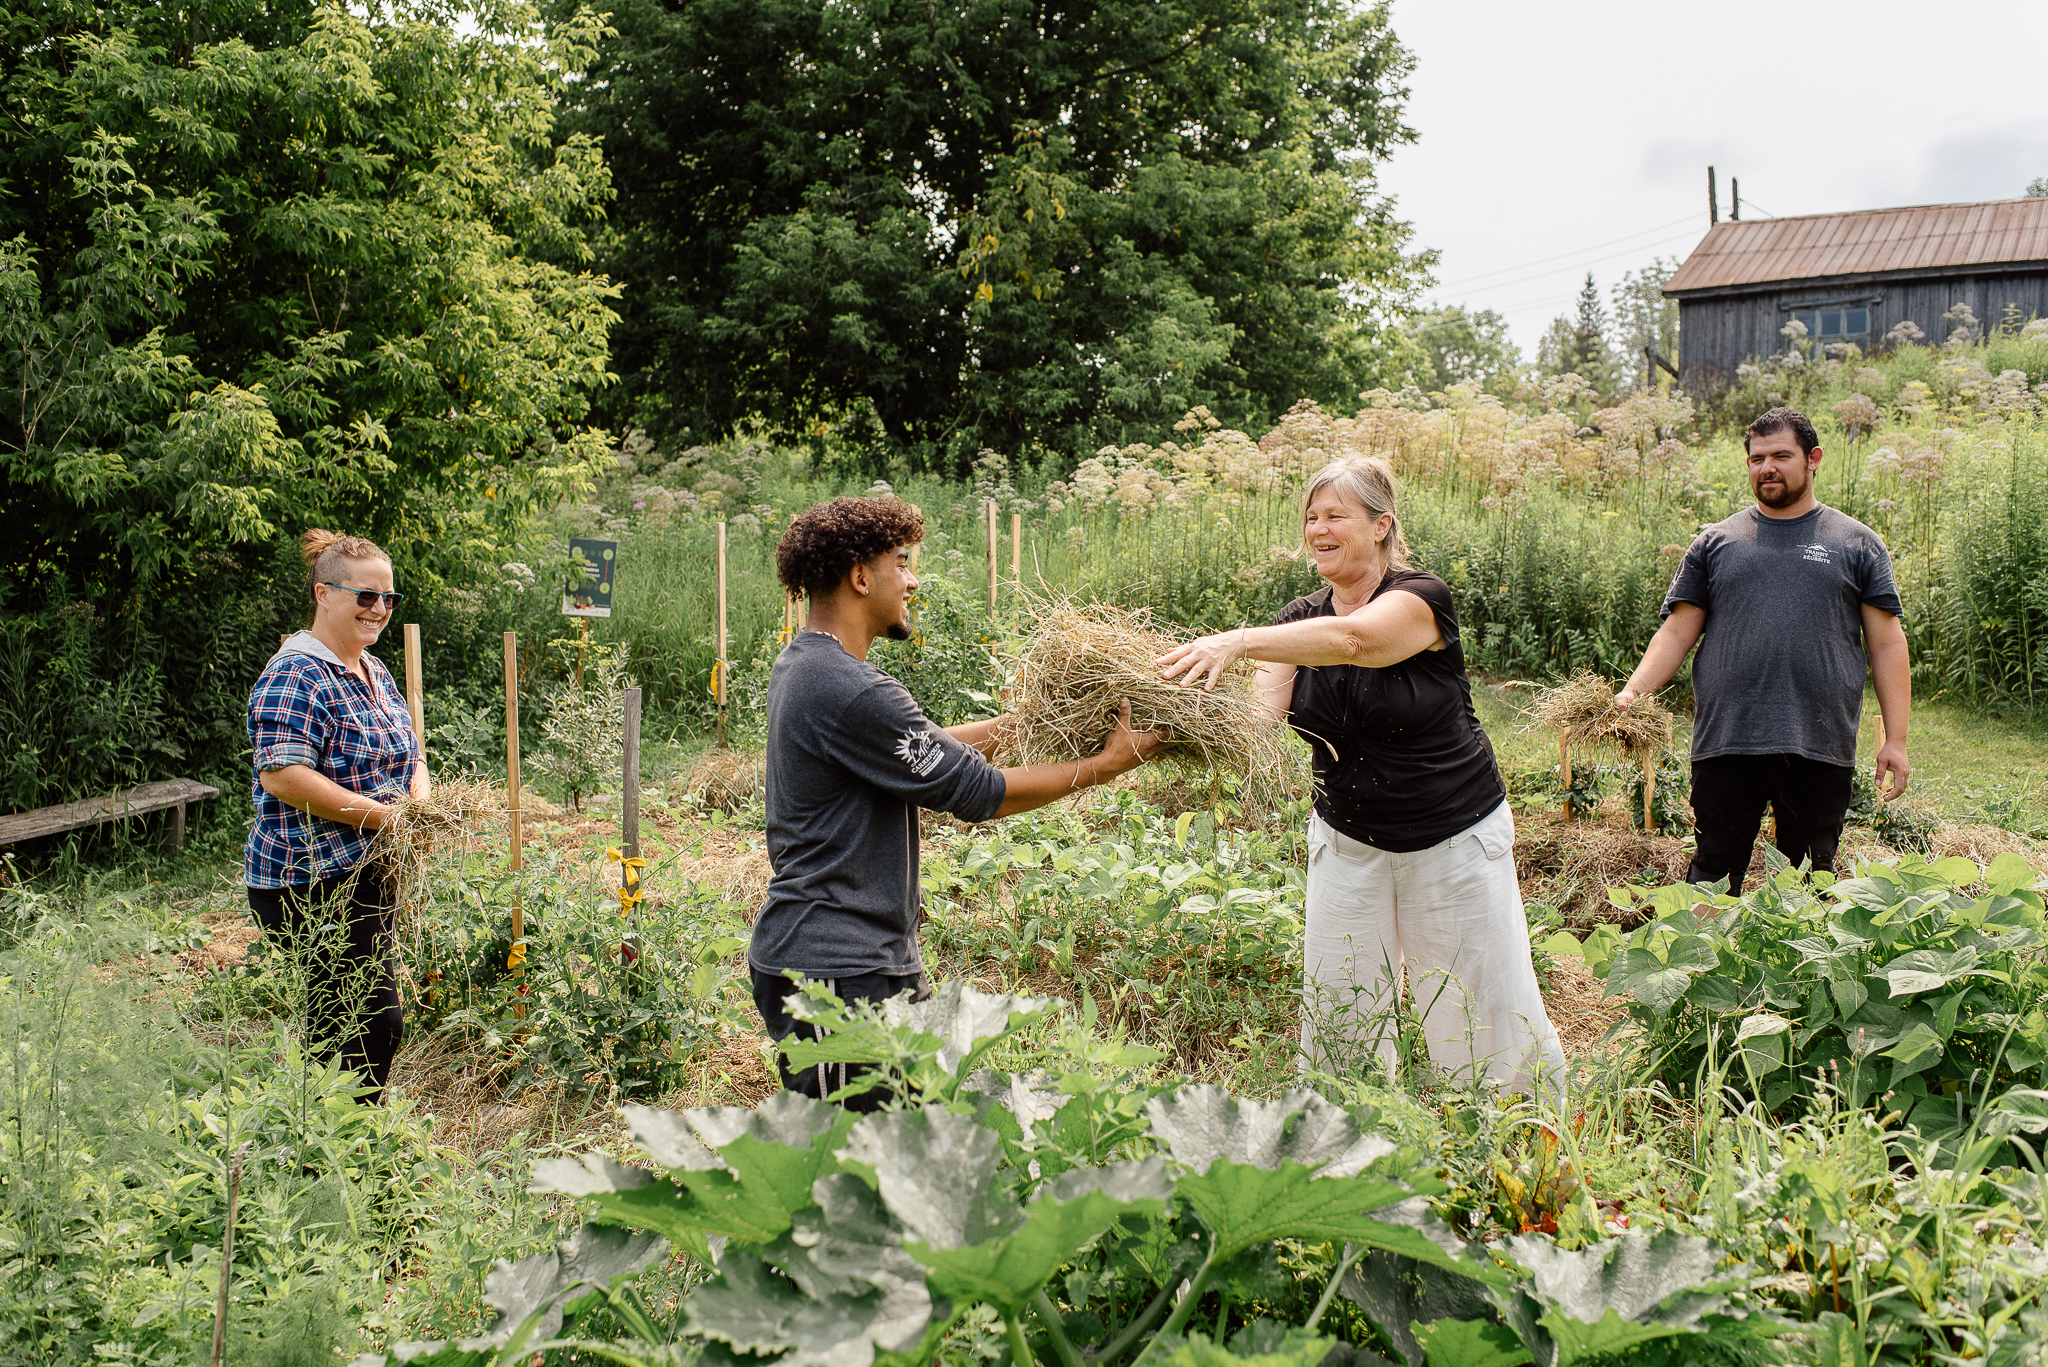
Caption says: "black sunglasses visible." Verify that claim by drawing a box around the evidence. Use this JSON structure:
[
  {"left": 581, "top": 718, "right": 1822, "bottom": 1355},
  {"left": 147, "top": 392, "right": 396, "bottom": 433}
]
[{"left": 321, "top": 583, "right": 405, "bottom": 609}]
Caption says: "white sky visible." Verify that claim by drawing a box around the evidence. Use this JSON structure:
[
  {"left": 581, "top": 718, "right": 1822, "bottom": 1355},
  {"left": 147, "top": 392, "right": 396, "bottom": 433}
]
[{"left": 1377, "top": 0, "right": 2048, "bottom": 353}]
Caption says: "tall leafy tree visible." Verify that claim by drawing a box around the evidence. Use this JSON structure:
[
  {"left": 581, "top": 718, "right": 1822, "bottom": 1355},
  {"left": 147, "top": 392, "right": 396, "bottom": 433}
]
[
  {"left": 0, "top": 0, "right": 619, "bottom": 802},
  {"left": 1408, "top": 305, "right": 1522, "bottom": 396},
  {"left": 561, "top": 0, "right": 1430, "bottom": 466}
]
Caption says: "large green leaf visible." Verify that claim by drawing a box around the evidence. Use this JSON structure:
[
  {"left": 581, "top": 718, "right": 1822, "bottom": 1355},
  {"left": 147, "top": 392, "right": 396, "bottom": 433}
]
[
  {"left": 1147, "top": 1086, "right": 1394, "bottom": 1178},
  {"left": 1411, "top": 1318, "right": 1533, "bottom": 1367},
  {"left": 838, "top": 1105, "right": 1022, "bottom": 1247},
  {"left": 1150, "top": 1328, "right": 1347, "bottom": 1367},
  {"left": 631, "top": 1091, "right": 858, "bottom": 1222},
  {"left": 1502, "top": 1232, "right": 1742, "bottom": 1366},
  {"left": 1339, "top": 1251, "right": 1498, "bottom": 1367},
  {"left": 1884, "top": 947, "right": 1987, "bottom": 997},
  {"left": 1147, "top": 1087, "right": 1467, "bottom": 1270},
  {"left": 533, "top": 1094, "right": 857, "bottom": 1260},
  {"left": 689, "top": 1174, "right": 938, "bottom": 1367},
  {"left": 908, "top": 1157, "right": 1173, "bottom": 1314}
]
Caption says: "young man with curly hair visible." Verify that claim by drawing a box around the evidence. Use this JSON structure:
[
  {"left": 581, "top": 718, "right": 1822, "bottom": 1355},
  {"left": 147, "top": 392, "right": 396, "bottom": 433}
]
[{"left": 754, "top": 496, "right": 1162, "bottom": 1107}]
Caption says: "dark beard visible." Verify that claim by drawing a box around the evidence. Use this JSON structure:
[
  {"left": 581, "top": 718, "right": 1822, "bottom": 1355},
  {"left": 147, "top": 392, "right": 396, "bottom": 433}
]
[
  {"left": 1754, "top": 474, "right": 1805, "bottom": 508},
  {"left": 884, "top": 620, "right": 913, "bottom": 641}
]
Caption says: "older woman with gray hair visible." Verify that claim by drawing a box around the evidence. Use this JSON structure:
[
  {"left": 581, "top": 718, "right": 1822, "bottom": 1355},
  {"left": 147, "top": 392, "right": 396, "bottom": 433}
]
[{"left": 1158, "top": 454, "right": 1564, "bottom": 1093}]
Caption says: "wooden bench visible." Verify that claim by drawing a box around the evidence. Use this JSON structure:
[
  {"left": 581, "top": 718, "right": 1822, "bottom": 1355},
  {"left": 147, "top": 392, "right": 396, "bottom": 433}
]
[{"left": 0, "top": 778, "right": 222, "bottom": 855}]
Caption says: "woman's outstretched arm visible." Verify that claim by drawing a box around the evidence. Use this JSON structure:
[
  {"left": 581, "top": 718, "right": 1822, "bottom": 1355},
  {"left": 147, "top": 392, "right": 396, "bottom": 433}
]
[{"left": 1158, "top": 591, "right": 1441, "bottom": 692}]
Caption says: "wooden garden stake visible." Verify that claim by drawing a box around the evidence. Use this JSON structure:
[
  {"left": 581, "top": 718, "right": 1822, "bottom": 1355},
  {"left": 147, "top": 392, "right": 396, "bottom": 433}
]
[
  {"left": 576, "top": 616, "right": 589, "bottom": 691},
  {"left": 1873, "top": 714, "right": 1889, "bottom": 804},
  {"left": 1010, "top": 511, "right": 1022, "bottom": 584},
  {"left": 715, "top": 520, "right": 728, "bottom": 747},
  {"left": 985, "top": 500, "right": 998, "bottom": 613},
  {"left": 402, "top": 623, "right": 427, "bottom": 753},
  {"left": 622, "top": 686, "right": 643, "bottom": 970},
  {"left": 1642, "top": 750, "right": 1656, "bottom": 830},
  {"left": 1560, "top": 731, "right": 1573, "bottom": 821},
  {"left": 908, "top": 504, "right": 921, "bottom": 573},
  {"left": 503, "top": 631, "right": 525, "bottom": 1019}
]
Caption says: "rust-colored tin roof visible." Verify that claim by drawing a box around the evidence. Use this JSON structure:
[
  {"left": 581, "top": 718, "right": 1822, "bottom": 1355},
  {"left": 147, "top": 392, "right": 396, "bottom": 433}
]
[{"left": 1664, "top": 197, "right": 2048, "bottom": 294}]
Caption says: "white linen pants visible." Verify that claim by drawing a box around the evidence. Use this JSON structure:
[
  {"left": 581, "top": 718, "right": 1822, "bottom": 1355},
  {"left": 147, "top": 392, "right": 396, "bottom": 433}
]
[{"left": 1300, "top": 802, "right": 1565, "bottom": 1094}]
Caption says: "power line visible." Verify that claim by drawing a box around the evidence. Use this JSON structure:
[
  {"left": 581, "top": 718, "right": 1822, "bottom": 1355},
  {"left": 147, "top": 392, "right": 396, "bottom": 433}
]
[
  {"left": 1432, "top": 212, "right": 1702, "bottom": 290},
  {"left": 1429, "top": 227, "right": 1704, "bottom": 308}
]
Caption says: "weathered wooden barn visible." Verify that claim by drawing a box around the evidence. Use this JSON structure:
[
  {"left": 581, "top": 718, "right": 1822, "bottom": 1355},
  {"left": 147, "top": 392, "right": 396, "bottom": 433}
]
[{"left": 1662, "top": 196, "right": 2048, "bottom": 392}]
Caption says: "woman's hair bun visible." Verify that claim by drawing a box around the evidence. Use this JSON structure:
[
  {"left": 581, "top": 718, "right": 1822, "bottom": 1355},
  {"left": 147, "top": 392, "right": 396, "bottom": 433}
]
[{"left": 301, "top": 528, "right": 344, "bottom": 567}]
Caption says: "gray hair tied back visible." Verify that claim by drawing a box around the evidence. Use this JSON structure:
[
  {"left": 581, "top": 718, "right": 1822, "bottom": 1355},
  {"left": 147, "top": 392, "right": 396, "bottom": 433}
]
[{"left": 1301, "top": 455, "right": 1411, "bottom": 570}]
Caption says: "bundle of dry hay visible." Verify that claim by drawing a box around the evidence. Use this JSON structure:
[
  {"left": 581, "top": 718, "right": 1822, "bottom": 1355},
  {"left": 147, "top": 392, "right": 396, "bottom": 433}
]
[
  {"left": 368, "top": 778, "right": 514, "bottom": 943},
  {"left": 1527, "top": 672, "right": 1674, "bottom": 759},
  {"left": 993, "top": 599, "right": 1293, "bottom": 802}
]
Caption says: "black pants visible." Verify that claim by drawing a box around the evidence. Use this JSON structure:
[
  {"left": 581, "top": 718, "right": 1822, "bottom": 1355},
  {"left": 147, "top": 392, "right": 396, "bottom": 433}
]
[
  {"left": 751, "top": 967, "right": 928, "bottom": 1113},
  {"left": 1688, "top": 754, "right": 1855, "bottom": 895},
  {"left": 247, "top": 868, "right": 404, "bottom": 1101}
]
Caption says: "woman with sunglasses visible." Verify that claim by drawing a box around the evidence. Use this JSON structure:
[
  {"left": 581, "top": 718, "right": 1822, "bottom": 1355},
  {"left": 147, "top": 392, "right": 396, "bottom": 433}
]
[{"left": 243, "top": 529, "right": 427, "bottom": 1102}]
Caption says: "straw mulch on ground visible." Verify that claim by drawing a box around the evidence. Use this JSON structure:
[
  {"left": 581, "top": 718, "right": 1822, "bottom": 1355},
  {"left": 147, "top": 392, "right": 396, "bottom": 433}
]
[
  {"left": 670, "top": 748, "right": 766, "bottom": 814},
  {"left": 1527, "top": 672, "right": 1675, "bottom": 759},
  {"left": 991, "top": 599, "right": 1295, "bottom": 804}
]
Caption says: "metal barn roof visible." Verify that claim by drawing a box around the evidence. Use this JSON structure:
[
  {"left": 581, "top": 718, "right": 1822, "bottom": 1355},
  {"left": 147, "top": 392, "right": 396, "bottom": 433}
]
[{"left": 1663, "top": 197, "right": 2048, "bottom": 295}]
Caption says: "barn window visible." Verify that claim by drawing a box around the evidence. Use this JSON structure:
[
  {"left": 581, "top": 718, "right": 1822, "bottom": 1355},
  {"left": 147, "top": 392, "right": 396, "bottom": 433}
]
[{"left": 1789, "top": 306, "right": 1871, "bottom": 341}]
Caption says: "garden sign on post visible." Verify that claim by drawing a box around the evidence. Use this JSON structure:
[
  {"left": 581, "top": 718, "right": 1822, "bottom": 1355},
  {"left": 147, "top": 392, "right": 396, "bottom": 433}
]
[{"left": 563, "top": 537, "right": 617, "bottom": 690}]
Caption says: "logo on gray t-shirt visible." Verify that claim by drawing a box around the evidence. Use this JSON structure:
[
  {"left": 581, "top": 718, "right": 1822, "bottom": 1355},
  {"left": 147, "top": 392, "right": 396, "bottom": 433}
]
[{"left": 1660, "top": 504, "right": 1903, "bottom": 768}]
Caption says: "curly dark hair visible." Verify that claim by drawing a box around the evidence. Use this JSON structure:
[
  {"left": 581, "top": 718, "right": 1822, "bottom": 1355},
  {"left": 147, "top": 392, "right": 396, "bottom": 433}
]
[{"left": 774, "top": 497, "right": 925, "bottom": 597}]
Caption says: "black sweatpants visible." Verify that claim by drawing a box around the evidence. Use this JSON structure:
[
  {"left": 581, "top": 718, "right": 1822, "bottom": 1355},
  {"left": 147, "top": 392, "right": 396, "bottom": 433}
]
[
  {"left": 1688, "top": 753, "right": 1855, "bottom": 895},
  {"left": 751, "top": 967, "right": 928, "bottom": 1112},
  {"left": 246, "top": 867, "right": 404, "bottom": 1101}
]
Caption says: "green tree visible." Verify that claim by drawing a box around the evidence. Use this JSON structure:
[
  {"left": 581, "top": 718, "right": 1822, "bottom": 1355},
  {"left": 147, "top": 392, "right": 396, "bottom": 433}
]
[
  {"left": 1537, "top": 272, "right": 1614, "bottom": 394},
  {"left": 561, "top": 0, "right": 1432, "bottom": 467},
  {"left": 0, "top": 0, "right": 620, "bottom": 804},
  {"left": 1408, "top": 305, "right": 1522, "bottom": 396},
  {"left": 1611, "top": 257, "right": 1681, "bottom": 387}
]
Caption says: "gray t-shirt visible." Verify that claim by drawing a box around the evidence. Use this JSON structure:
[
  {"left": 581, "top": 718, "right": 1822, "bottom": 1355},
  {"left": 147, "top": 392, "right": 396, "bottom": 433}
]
[
  {"left": 1661, "top": 504, "right": 1903, "bottom": 767},
  {"left": 750, "top": 632, "right": 1007, "bottom": 977}
]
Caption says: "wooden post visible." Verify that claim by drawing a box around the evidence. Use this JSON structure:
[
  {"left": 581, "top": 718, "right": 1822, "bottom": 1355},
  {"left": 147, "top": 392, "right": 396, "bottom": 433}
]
[
  {"left": 715, "top": 520, "right": 728, "bottom": 746},
  {"left": 1642, "top": 751, "right": 1656, "bottom": 830},
  {"left": 1707, "top": 165, "right": 1718, "bottom": 225},
  {"left": 504, "top": 632, "right": 525, "bottom": 1019},
  {"left": 403, "top": 623, "right": 427, "bottom": 753},
  {"left": 1731, "top": 177, "right": 1740, "bottom": 222},
  {"left": 1560, "top": 733, "right": 1573, "bottom": 821},
  {"left": 985, "top": 500, "right": 998, "bottom": 614},
  {"left": 622, "top": 685, "right": 642, "bottom": 970},
  {"left": 577, "top": 616, "right": 589, "bottom": 691},
  {"left": 169, "top": 802, "right": 185, "bottom": 856},
  {"left": 1873, "top": 714, "right": 1889, "bottom": 804},
  {"left": 622, "top": 687, "right": 642, "bottom": 860},
  {"left": 908, "top": 504, "right": 922, "bottom": 574},
  {"left": 1010, "top": 511, "right": 1022, "bottom": 585}
]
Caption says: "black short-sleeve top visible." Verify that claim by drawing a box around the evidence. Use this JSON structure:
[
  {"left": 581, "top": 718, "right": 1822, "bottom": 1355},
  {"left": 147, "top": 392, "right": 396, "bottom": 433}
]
[{"left": 1276, "top": 570, "right": 1505, "bottom": 852}]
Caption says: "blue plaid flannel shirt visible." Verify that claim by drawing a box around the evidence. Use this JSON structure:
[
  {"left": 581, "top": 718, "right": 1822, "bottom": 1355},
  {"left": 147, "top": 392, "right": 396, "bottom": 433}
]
[{"left": 244, "top": 645, "right": 421, "bottom": 889}]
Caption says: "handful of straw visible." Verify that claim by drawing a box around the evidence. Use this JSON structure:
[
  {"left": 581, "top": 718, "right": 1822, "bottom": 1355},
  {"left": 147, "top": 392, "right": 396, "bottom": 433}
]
[
  {"left": 368, "top": 778, "right": 509, "bottom": 942},
  {"left": 1526, "top": 673, "right": 1674, "bottom": 824},
  {"left": 991, "top": 599, "right": 1291, "bottom": 799},
  {"left": 1527, "top": 672, "right": 1673, "bottom": 760}
]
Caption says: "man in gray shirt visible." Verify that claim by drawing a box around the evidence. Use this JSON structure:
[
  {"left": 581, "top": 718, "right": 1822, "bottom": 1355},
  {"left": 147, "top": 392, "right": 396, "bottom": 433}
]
[
  {"left": 754, "top": 496, "right": 1161, "bottom": 1107},
  {"left": 1616, "top": 407, "right": 1911, "bottom": 892}
]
